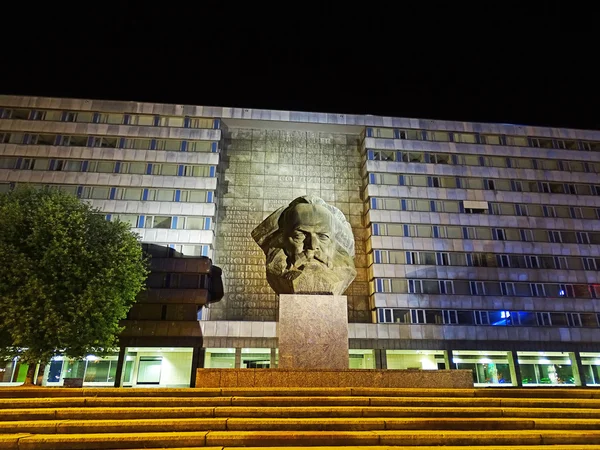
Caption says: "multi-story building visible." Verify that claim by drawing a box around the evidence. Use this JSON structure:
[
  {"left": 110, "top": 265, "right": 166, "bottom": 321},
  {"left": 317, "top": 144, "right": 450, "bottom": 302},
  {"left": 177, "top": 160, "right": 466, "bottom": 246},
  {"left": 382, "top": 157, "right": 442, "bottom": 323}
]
[{"left": 1, "top": 94, "right": 599, "bottom": 388}]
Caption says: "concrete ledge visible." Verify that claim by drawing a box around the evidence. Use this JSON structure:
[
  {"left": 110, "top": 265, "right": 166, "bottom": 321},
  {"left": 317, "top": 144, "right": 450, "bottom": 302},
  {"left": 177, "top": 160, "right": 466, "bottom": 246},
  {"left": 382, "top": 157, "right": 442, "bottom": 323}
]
[{"left": 196, "top": 368, "right": 473, "bottom": 388}]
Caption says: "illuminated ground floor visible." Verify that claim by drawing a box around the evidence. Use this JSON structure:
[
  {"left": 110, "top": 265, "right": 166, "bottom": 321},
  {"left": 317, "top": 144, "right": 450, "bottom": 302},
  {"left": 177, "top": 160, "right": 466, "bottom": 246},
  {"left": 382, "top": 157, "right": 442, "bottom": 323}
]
[{"left": 2, "top": 348, "right": 599, "bottom": 388}]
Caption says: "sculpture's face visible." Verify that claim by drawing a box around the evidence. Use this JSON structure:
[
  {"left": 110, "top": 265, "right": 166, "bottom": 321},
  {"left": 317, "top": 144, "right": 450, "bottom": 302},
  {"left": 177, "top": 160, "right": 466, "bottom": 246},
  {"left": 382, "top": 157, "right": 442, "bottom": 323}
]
[
  {"left": 251, "top": 196, "right": 357, "bottom": 295},
  {"left": 283, "top": 204, "right": 336, "bottom": 270}
]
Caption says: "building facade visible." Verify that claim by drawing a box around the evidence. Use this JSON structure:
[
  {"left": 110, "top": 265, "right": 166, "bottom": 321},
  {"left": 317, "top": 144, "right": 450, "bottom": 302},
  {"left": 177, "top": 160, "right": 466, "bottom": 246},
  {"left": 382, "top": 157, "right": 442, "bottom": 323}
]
[{"left": 1, "top": 95, "right": 599, "bottom": 387}]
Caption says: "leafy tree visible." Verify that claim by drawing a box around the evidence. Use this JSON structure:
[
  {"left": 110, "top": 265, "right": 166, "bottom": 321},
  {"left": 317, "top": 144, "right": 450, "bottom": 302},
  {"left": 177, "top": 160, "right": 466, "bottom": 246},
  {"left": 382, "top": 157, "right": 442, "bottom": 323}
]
[{"left": 0, "top": 187, "right": 148, "bottom": 384}]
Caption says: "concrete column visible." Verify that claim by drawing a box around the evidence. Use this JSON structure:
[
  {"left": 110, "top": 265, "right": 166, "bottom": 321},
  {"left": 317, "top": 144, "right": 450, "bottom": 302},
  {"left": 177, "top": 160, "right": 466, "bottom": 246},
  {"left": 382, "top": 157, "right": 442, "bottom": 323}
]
[
  {"left": 270, "top": 348, "right": 277, "bottom": 368},
  {"left": 374, "top": 349, "right": 387, "bottom": 369},
  {"left": 569, "top": 352, "right": 586, "bottom": 387},
  {"left": 113, "top": 346, "right": 127, "bottom": 388},
  {"left": 234, "top": 348, "right": 242, "bottom": 369},
  {"left": 508, "top": 350, "right": 522, "bottom": 387},
  {"left": 444, "top": 350, "right": 457, "bottom": 370},
  {"left": 190, "top": 347, "right": 205, "bottom": 388}
]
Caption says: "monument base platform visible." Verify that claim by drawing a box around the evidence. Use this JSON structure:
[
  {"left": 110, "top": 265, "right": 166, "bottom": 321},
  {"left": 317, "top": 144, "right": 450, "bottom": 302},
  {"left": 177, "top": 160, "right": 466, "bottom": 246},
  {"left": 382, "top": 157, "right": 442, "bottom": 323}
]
[{"left": 196, "top": 368, "right": 472, "bottom": 388}]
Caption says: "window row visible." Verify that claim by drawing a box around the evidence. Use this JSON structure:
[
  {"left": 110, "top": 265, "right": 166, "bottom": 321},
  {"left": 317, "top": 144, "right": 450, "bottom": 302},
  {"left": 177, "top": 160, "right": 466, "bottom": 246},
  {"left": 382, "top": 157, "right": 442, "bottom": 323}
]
[
  {"left": 107, "top": 214, "right": 212, "bottom": 230},
  {"left": 146, "top": 273, "right": 210, "bottom": 289},
  {"left": 370, "top": 250, "right": 600, "bottom": 271},
  {"left": 371, "top": 223, "right": 600, "bottom": 244},
  {"left": 365, "top": 128, "right": 600, "bottom": 152},
  {"left": 377, "top": 308, "right": 600, "bottom": 328},
  {"left": 373, "top": 278, "right": 600, "bottom": 298},
  {"left": 365, "top": 149, "right": 600, "bottom": 174},
  {"left": 368, "top": 173, "right": 600, "bottom": 197},
  {"left": 0, "top": 157, "right": 216, "bottom": 177},
  {"left": 368, "top": 197, "right": 600, "bottom": 220},
  {"left": 0, "top": 132, "right": 217, "bottom": 152},
  {"left": 0, "top": 184, "right": 214, "bottom": 203},
  {"left": 0, "top": 108, "right": 219, "bottom": 129},
  {"left": 141, "top": 243, "right": 210, "bottom": 258}
]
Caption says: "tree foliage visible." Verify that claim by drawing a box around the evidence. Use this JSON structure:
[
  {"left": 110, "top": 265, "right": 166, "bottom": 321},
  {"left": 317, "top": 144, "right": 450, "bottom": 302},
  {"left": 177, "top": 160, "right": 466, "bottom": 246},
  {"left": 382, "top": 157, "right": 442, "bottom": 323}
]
[{"left": 0, "top": 187, "right": 148, "bottom": 366}]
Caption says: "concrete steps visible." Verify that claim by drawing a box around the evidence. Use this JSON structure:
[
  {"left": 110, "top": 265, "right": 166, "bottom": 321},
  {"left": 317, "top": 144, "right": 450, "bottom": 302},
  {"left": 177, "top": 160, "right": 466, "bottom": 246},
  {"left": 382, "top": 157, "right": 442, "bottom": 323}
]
[{"left": 0, "top": 388, "right": 600, "bottom": 448}]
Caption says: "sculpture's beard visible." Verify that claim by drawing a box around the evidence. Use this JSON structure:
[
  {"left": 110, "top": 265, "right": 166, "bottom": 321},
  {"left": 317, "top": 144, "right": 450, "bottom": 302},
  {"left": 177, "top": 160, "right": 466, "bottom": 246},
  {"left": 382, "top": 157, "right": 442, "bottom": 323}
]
[
  {"left": 287, "top": 250, "right": 332, "bottom": 270},
  {"left": 266, "top": 248, "right": 356, "bottom": 295}
]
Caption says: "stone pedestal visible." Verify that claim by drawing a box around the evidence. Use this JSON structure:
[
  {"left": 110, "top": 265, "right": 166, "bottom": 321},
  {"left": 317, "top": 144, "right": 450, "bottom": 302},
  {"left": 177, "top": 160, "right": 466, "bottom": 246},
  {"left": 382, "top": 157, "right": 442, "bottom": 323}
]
[{"left": 278, "top": 294, "right": 349, "bottom": 370}]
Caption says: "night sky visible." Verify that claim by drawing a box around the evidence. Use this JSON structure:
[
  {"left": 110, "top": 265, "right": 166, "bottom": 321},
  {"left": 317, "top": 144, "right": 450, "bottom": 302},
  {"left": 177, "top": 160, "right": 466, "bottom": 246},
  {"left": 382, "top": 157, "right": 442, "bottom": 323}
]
[{"left": 2, "top": 3, "right": 597, "bottom": 130}]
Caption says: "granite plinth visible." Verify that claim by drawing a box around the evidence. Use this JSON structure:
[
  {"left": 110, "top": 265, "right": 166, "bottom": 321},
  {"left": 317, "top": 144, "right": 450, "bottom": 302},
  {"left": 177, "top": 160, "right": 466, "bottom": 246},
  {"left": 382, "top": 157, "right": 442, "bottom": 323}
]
[
  {"left": 195, "top": 369, "right": 473, "bottom": 388},
  {"left": 278, "top": 294, "right": 349, "bottom": 370}
]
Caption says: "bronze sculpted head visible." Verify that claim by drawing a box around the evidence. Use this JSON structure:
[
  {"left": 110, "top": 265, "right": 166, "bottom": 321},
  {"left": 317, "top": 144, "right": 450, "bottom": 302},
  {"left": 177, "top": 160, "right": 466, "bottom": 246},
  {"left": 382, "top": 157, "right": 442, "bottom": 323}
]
[{"left": 251, "top": 195, "right": 356, "bottom": 295}]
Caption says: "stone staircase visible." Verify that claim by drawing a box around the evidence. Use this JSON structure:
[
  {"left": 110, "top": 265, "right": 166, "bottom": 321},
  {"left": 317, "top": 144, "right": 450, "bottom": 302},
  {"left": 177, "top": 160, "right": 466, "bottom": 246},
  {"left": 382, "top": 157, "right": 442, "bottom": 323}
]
[{"left": 1, "top": 387, "right": 600, "bottom": 449}]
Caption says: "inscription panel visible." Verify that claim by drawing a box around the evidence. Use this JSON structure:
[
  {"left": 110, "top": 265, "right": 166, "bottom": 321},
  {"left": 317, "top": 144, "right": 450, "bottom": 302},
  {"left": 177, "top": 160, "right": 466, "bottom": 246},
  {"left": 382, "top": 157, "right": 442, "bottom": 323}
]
[{"left": 212, "top": 128, "right": 370, "bottom": 322}]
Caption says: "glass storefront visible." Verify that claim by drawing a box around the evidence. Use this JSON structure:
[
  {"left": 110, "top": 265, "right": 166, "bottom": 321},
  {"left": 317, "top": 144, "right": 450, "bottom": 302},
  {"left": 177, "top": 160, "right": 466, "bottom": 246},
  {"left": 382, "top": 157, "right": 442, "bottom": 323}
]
[
  {"left": 349, "top": 349, "right": 376, "bottom": 369},
  {"left": 204, "top": 348, "right": 236, "bottom": 368},
  {"left": 40, "top": 348, "right": 192, "bottom": 387},
  {"left": 580, "top": 352, "right": 600, "bottom": 385},
  {"left": 4, "top": 347, "right": 599, "bottom": 388},
  {"left": 453, "top": 350, "right": 513, "bottom": 386},
  {"left": 386, "top": 350, "right": 445, "bottom": 370},
  {"left": 0, "top": 359, "right": 28, "bottom": 384},
  {"left": 517, "top": 351, "right": 575, "bottom": 385},
  {"left": 241, "top": 348, "right": 272, "bottom": 368},
  {"left": 43, "top": 354, "right": 119, "bottom": 387},
  {"left": 123, "top": 347, "right": 192, "bottom": 387}
]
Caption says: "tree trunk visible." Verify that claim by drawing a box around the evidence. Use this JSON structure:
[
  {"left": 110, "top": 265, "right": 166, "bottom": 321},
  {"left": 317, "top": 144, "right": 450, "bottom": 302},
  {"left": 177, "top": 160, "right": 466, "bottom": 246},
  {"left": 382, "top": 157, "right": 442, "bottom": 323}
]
[
  {"left": 23, "top": 364, "right": 36, "bottom": 386},
  {"left": 35, "top": 362, "right": 46, "bottom": 386}
]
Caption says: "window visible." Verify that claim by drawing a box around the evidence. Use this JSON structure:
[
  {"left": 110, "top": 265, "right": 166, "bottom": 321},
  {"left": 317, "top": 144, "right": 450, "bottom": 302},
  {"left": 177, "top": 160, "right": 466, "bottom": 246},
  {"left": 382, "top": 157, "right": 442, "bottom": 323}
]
[
  {"left": 411, "top": 309, "right": 426, "bottom": 324},
  {"left": 577, "top": 232, "right": 591, "bottom": 245},
  {"left": 541, "top": 160, "right": 560, "bottom": 171},
  {"left": 122, "top": 162, "right": 146, "bottom": 174},
  {"left": 443, "top": 310, "right": 459, "bottom": 324},
  {"left": 184, "top": 165, "right": 211, "bottom": 177},
  {"left": 75, "top": 112, "right": 94, "bottom": 123},
  {"left": 457, "top": 310, "right": 475, "bottom": 324},
  {"left": 487, "top": 156, "right": 508, "bottom": 168},
  {"left": 481, "top": 135, "right": 500, "bottom": 145},
  {"left": 407, "top": 280, "right": 422, "bottom": 294},
  {"left": 526, "top": 256, "right": 540, "bottom": 269},
  {"left": 548, "top": 231, "right": 562, "bottom": 243},
  {"left": 498, "top": 254, "right": 510, "bottom": 268},
  {"left": 88, "top": 187, "right": 110, "bottom": 199},
  {"left": 536, "top": 312, "right": 551, "bottom": 326},
  {"left": 513, "top": 158, "right": 534, "bottom": 169},
  {"left": 0, "top": 158, "right": 18, "bottom": 169},
  {"left": 530, "top": 283, "right": 545, "bottom": 296},
  {"left": 531, "top": 138, "right": 554, "bottom": 149},
  {"left": 146, "top": 216, "right": 172, "bottom": 229},
  {"left": 430, "top": 153, "right": 450, "bottom": 164},
  {"left": 453, "top": 133, "right": 477, "bottom": 144},
  {"left": 156, "top": 140, "right": 182, "bottom": 151},
  {"left": 427, "top": 131, "right": 451, "bottom": 142},
  {"left": 438, "top": 252, "right": 450, "bottom": 265},
  {"left": 567, "top": 313, "right": 582, "bottom": 327},
  {"left": 185, "top": 217, "right": 207, "bottom": 230},
  {"left": 401, "top": 152, "right": 424, "bottom": 163},
  {"left": 501, "top": 282, "right": 515, "bottom": 296},
  {"left": 474, "top": 311, "right": 490, "bottom": 325},
  {"left": 470, "top": 281, "right": 484, "bottom": 295},
  {"left": 505, "top": 136, "right": 528, "bottom": 146},
  {"left": 154, "top": 164, "right": 178, "bottom": 176},
  {"left": 397, "top": 129, "right": 422, "bottom": 140},
  {"left": 583, "top": 258, "right": 600, "bottom": 271},
  {"left": 120, "top": 188, "right": 143, "bottom": 200}
]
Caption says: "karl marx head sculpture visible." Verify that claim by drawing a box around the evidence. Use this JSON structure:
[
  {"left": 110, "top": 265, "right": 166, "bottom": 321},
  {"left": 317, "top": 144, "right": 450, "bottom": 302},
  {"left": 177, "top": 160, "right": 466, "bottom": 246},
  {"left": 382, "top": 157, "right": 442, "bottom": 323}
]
[{"left": 251, "top": 195, "right": 357, "bottom": 295}]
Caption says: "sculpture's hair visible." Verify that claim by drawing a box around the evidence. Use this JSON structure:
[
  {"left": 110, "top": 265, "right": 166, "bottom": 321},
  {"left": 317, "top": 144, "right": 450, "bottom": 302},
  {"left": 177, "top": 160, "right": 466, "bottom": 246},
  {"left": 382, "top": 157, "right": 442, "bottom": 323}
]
[{"left": 252, "top": 195, "right": 355, "bottom": 258}]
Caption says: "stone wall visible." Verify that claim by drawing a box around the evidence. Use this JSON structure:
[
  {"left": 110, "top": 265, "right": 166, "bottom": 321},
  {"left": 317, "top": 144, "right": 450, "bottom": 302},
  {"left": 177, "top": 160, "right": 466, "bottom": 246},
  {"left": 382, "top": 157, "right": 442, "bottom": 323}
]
[{"left": 211, "top": 127, "right": 370, "bottom": 322}]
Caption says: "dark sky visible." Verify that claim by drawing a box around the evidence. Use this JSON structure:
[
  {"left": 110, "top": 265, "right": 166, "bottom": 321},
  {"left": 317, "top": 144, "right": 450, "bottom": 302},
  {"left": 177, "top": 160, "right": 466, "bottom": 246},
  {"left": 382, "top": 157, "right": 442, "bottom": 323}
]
[{"left": 2, "top": 2, "right": 597, "bottom": 130}]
